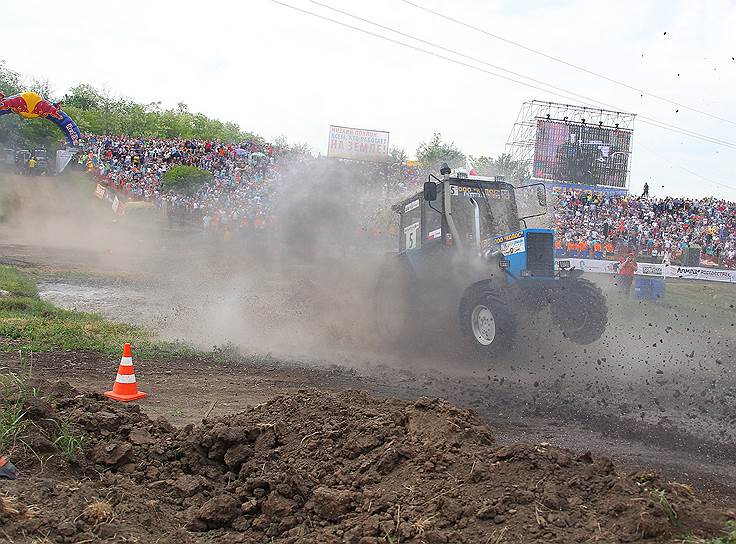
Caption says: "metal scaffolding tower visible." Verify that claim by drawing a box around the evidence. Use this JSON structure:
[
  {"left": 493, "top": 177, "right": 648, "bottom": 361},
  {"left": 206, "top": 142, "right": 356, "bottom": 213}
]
[{"left": 505, "top": 101, "right": 636, "bottom": 188}]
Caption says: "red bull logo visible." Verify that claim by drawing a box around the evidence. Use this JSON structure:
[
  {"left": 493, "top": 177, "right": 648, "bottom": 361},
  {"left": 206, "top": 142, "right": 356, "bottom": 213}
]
[
  {"left": 0, "top": 91, "right": 63, "bottom": 120},
  {"left": 1, "top": 90, "right": 80, "bottom": 147},
  {"left": 0, "top": 92, "right": 30, "bottom": 115}
]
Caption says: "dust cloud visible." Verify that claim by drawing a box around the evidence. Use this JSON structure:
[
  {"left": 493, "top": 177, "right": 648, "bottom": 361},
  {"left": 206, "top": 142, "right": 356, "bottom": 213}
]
[
  {"left": 2, "top": 168, "right": 736, "bottom": 488},
  {"left": 0, "top": 165, "right": 401, "bottom": 364}
]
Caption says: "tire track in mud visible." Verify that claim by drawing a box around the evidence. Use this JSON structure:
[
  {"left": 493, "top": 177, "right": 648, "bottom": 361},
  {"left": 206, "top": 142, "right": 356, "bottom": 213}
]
[{"left": 341, "top": 363, "right": 736, "bottom": 500}]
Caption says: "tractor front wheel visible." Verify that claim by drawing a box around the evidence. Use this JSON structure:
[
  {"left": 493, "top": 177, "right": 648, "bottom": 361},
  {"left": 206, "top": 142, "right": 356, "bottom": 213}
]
[
  {"left": 459, "top": 284, "right": 516, "bottom": 357},
  {"left": 551, "top": 277, "right": 608, "bottom": 345}
]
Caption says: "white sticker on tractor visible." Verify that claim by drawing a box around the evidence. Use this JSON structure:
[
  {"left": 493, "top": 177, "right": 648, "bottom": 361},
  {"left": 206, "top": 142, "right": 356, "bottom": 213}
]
[
  {"left": 404, "top": 221, "right": 420, "bottom": 249},
  {"left": 499, "top": 237, "right": 526, "bottom": 256},
  {"left": 427, "top": 228, "right": 442, "bottom": 240},
  {"left": 404, "top": 199, "right": 420, "bottom": 212}
]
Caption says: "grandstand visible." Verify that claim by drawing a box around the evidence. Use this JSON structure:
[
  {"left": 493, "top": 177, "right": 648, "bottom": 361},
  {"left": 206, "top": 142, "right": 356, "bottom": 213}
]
[{"left": 81, "top": 133, "right": 734, "bottom": 270}]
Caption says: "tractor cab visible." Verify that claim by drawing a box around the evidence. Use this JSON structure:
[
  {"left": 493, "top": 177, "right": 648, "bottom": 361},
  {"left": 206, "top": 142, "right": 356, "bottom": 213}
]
[{"left": 394, "top": 166, "right": 554, "bottom": 280}]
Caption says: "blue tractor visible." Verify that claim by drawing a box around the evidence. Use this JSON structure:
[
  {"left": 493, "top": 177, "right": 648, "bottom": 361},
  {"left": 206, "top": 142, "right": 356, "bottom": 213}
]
[{"left": 374, "top": 165, "right": 608, "bottom": 357}]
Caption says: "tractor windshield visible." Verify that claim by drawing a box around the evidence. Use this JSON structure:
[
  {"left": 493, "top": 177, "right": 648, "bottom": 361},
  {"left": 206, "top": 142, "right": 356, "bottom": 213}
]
[{"left": 449, "top": 184, "right": 519, "bottom": 243}]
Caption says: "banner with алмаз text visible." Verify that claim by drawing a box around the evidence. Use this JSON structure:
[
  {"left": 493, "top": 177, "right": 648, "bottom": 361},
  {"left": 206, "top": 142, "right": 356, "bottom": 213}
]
[{"left": 556, "top": 258, "right": 736, "bottom": 284}]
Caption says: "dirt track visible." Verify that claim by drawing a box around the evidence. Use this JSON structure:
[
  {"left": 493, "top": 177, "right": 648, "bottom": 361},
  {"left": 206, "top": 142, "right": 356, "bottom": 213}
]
[
  {"left": 1, "top": 173, "right": 735, "bottom": 507},
  {"left": 3, "top": 376, "right": 733, "bottom": 543}
]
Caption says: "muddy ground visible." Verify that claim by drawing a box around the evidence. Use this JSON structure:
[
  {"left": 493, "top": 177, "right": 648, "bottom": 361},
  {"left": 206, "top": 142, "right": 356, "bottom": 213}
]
[
  {"left": 1, "top": 376, "right": 733, "bottom": 543},
  {"left": 1, "top": 173, "right": 735, "bottom": 519}
]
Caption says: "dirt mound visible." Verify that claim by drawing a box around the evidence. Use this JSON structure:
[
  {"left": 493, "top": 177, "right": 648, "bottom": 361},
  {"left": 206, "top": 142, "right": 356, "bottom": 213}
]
[{"left": 0, "top": 382, "right": 731, "bottom": 543}]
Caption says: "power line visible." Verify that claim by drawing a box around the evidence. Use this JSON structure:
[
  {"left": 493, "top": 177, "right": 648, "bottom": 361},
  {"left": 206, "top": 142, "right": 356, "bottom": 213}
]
[
  {"left": 638, "top": 142, "right": 736, "bottom": 192},
  {"left": 307, "top": 0, "right": 736, "bottom": 150},
  {"left": 400, "top": 0, "right": 736, "bottom": 128},
  {"left": 274, "top": 0, "right": 736, "bottom": 150},
  {"left": 270, "top": 3, "right": 598, "bottom": 103},
  {"left": 637, "top": 118, "right": 736, "bottom": 149},
  {"left": 308, "top": 0, "right": 609, "bottom": 110}
]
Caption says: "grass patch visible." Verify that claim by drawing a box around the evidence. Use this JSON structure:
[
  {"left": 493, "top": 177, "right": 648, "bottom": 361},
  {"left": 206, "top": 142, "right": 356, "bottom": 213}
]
[
  {"left": 0, "top": 360, "right": 85, "bottom": 459},
  {"left": 52, "top": 418, "right": 86, "bottom": 458},
  {"left": 0, "top": 265, "right": 195, "bottom": 357},
  {"left": 679, "top": 521, "right": 736, "bottom": 544},
  {"left": 0, "top": 364, "right": 36, "bottom": 453},
  {"left": 0, "top": 266, "right": 38, "bottom": 298},
  {"left": 650, "top": 488, "right": 678, "bottom": 526}
]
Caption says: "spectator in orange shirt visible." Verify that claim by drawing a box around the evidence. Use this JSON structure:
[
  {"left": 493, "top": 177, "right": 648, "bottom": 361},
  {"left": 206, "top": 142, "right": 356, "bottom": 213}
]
[{"left": 618, "top": 253, "right": 637, "bottom": 295}]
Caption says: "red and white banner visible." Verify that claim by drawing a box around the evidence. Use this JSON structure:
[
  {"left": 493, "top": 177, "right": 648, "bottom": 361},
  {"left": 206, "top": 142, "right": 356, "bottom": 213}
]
[
  {"left": 327, "top": 125, "right": 389, "bottom": 162},
  {"left": 111, "top": 195, "right": 125, "bottom": 216}
]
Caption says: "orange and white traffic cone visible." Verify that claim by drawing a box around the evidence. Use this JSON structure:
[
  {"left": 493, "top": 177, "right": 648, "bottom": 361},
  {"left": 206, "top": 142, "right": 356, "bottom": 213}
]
[{"left": 104, "top": 343, "right": 147, "bottom": 402}]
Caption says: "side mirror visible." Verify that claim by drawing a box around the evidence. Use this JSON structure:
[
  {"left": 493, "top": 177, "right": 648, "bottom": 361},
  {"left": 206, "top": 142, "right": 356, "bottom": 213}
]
[{"left": 423, "top": 181, "right": 437, "bottom": 202}]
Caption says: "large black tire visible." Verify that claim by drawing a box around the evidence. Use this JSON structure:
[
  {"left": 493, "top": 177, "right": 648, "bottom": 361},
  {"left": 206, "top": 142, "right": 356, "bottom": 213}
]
[
  {"left": 373, "top": 257, "right": 415, "bottom": 345},
  {"left": 459, "top": 283, "right": 517, "bottom": 357},
  {"left": 550, "top": 277, "right": 608, "bottom": 345}
]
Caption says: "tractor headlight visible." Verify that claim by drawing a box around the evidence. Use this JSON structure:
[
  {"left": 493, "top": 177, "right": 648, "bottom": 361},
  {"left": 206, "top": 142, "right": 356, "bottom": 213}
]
[
  {"left": 558, "top": 260, "right": 571, "bottom": 270},
  {"left": 499, "top": 258, "right": 511, "bottom": 269}
]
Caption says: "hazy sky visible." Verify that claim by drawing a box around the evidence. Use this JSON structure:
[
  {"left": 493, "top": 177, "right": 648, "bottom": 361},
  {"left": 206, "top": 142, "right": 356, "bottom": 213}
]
[{"left": 3, "top": 0, "right": 735, "bottom": 199}]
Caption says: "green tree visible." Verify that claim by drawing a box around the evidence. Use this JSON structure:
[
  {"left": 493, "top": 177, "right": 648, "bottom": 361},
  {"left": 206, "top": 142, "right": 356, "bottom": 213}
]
[
  {"left": 0, "top": 59, "right": 22, "bottom": 95},
  {"left": 161, "top": 165, "right": 213, "bottom": 195},
  {"left": 491, "top": 153, "right": 529, "bottom": 182},
  {"left": 290, "top": 142, "right": 312, "bottom": 157},
  {"left": 62, "top": 84, "right": 103, "bottom": 110},
  {"left": 469, "top": 155, "right": 495, "bottom": 175},
  {"left": 389, "top": 146, "right": 407, "bottom": 165},
  {"left": 468, "top": 153, "right": 529, "bottom": 182},
  {"left": 0, "top": 60, "right": 30, "bottom": 149},
  {"left": 416, "top": 133, "right": 465, "bottom": 171},
  {"left": 2, "top": 59, "right": 269, "bottom": 150}
]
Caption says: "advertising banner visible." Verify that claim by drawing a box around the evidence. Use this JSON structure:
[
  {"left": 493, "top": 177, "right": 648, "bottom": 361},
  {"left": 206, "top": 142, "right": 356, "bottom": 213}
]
[
  {"left": 665, "top": 265, "right": 735, "bottom": 283},
  {"left": 111, "top": 195, "right": 126, "bottom": 216},
  {"left": 557, "top": 259, "right": 736, "bottom": 284},
  {"left": 327, "top": 125, "right": 389, "bottom": 162},
  {"left": 95, "top": 184, "right": 105, "bottom": 199},
  {"left": 56, "top": 149, "right": 77, "bottom": 174}
]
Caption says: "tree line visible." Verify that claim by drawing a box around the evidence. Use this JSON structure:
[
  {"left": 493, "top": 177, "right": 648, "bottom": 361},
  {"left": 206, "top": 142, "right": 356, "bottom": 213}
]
[
  {"left": 1, "top": 59, "right": 529, "bottom": 180},
  {"left": 411, "top": 132, "right": 529, "bottom": 182},
  {"left": 0, "top": 59, "right": 258, "bottom": 151}
]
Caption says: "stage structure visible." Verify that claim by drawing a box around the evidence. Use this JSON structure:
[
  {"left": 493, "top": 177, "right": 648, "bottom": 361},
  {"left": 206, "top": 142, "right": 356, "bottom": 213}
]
[{"left": 506, "top": 101, "right": 635, "bottom": 190}]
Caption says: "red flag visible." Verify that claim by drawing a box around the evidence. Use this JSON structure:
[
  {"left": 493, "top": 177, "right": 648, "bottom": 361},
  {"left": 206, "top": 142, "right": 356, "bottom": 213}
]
[{"left": 466, "top": 157, "right": 478, "bottom": 176}]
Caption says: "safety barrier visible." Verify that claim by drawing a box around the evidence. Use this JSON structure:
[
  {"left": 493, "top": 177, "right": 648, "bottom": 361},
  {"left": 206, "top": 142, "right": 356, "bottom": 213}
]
[
  {"left": 94, "top": 183, "right": 126, "bottom": 216},
  {"left": 557, "top": 258, "right": 736, "bottom": 284}
]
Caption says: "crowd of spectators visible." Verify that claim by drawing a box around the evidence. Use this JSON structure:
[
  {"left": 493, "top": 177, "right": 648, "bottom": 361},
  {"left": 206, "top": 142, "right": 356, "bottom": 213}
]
[
  {"left": 81, "top": 135, "right": 290, "bottom": 231},
  {"left": 81, "top": 134, "right": 422, "bottom": 239},
  {"left": 80, "top": 134, "right": 736, "bottom": 269},
  {"left": 554, "top": 189, "right": 736, "bottom": 269}
]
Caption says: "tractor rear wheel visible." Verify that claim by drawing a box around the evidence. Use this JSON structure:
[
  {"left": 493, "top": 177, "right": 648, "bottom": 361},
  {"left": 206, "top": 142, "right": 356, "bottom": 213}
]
[
  {"left": 551, "top": 277, "right": 608, "bottom": 345},
  {"left": 459, "top": 284, "right": 516, "bottom": 357}
]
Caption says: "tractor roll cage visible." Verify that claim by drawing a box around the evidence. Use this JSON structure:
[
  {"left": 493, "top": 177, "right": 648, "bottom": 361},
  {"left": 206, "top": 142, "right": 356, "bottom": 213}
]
[{"left": 393, "top": 176, "right": 523, "bottom": 252}]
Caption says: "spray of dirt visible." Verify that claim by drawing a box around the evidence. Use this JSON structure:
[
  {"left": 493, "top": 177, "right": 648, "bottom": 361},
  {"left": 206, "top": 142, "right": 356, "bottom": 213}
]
[{"left": 0, "top": 165, "right": 411, "bottom": 364}]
